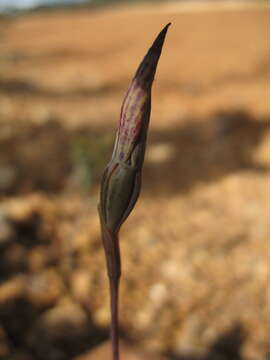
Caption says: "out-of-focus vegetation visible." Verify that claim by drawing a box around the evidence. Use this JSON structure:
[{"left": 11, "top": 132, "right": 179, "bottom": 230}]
[{"left": 70, "top": 133, "right": 112, "bottom": 193}]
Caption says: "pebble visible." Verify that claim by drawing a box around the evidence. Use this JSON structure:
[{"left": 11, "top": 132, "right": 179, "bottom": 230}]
[
  {"left": 38, "top": 298, "right": 88, "bottom": 339},
  {"left": 149, "top": 283, "right": 168, "bottom": 306},
  {"left": 25, "top": 269, "right": 64, "bottom": 308}
]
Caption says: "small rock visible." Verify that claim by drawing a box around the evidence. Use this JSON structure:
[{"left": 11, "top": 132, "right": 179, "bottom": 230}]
[
  {"left": 149, "top": 282, "right": 168, "bottom": 306},
  {"left": 0, "top": 275, "right": 26, "bottom": 304},
  {"left": 27, "top": 299, "right": 90, "bottom": 360},
  {"left": 173, "top": 314, "right": 203, "bottom": 355},
  {"left": 38, "top": 298, "right": 88, "bottom": 339},
  {"left": 25, "top": 269, "right": 64, "bottom": 308},
  {"left": 70, "top": 269, "right": 92, "bottom": 304},
  {"left": 92, "top": 306, "right": 110, "bottom": 328},
  {"left": 27, "top": 246, "right": 50, "bottom": 272}
]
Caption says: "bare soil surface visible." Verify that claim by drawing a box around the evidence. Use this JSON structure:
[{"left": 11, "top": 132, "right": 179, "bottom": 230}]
[{"left": 0, "top": 2, "right": 270, "bottom": 359}]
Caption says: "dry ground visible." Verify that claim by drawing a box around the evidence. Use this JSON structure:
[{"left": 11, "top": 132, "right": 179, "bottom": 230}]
[{"left": 0, "top": 2, "right": 270, "bottom": 359}]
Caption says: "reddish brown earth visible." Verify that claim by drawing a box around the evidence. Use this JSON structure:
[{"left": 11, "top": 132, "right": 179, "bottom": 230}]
[{"left": 0, "top": 2, "right": 270, "bottom": 360}]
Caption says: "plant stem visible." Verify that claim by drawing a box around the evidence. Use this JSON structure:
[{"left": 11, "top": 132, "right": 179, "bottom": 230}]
[
  {"left": 99, "top": 220, "right": 121, "bottom": 360},
  {"left": 109, "top": 274, "right": 120, "bottom": 360}
]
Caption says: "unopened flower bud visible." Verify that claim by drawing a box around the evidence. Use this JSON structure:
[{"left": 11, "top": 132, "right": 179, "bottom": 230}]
[{"left": 99, "top": 23, "right": 170, "bottom": 236}]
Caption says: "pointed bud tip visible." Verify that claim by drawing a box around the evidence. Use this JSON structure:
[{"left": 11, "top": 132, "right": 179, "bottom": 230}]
[
  {"left": 151, "top": 22, "right": 171, "bottom": 53},
  {"left": 134, "top": 22, "right": 171, "bottom": 83},
  {"left": 160, "top": 23, "right": 172, "bottom": 33},
  {"left": 165, "top": 22, "right": 172, "bottom": 30}
]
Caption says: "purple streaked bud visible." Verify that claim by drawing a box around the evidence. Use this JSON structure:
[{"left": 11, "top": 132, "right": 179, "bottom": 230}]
[
  {"left": 113, "top": 22, "right": 171, "bottom": 166},
  {"left": 99, "top": 23, "right": 170, "bottom": 237}
]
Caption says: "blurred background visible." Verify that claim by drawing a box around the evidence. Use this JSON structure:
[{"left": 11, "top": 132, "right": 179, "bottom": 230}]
[{"left": 0, "top": 0, "right": 270, "bottom": 359}]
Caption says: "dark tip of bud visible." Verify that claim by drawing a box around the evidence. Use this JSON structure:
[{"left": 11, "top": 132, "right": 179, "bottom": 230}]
[
  {"left": 134, "top": 23, "right": 171, "bottom": 88},
  {"left": 150, "top": 23, "right": 171, "bottom": 55}
]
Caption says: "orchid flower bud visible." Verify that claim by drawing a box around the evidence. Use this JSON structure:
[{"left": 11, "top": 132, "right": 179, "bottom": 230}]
[
  {"left": 98, "top": 24, "right": 171, "bottom": 360},
  {"left": 99, "top": 23, "right": 170, "bottom": 237}
]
